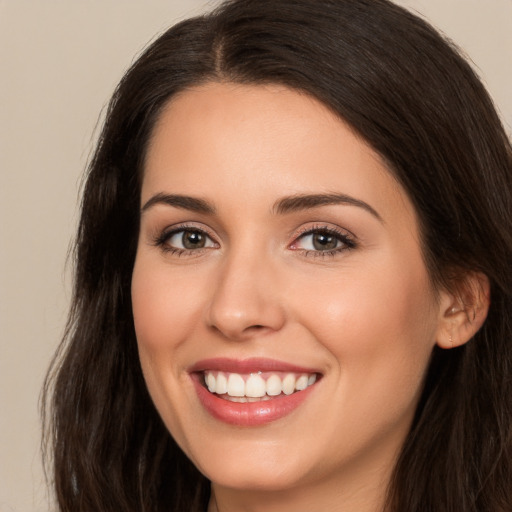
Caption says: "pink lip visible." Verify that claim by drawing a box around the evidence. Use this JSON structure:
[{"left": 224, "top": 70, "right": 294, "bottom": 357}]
[
  {"left": 188, "top": 357, "right": 320, "bottom": 374},
  {"left": 189, "top": 358, "right": 321, "bottom": 427}
]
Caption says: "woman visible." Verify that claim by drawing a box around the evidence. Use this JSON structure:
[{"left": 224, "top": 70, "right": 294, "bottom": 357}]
[{"left": 43, "top": 0, "right": 512, "bottom": 510}]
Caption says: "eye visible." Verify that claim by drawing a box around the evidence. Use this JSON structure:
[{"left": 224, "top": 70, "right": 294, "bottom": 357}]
[
  {"left": 154, "top": 226, "right": 217, "bottom": 254},
  {"left": 290, "top": 226, "right": 356, "bottom": 255},
  {"left": 168, "top": 229, "right": 215, "bottom": 250},
  {"left": 299, "top": 231, "right": 341, "bottom": 251}
]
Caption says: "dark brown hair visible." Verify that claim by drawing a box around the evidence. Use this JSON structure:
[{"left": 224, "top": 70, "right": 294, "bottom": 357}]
[{"left": 43, "top": 0, "right": 512, "bottom": 510}]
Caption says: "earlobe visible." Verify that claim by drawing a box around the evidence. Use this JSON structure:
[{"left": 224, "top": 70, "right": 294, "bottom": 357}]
[{"left": 436, "top": 272, "right": 490, "bottom": 350}]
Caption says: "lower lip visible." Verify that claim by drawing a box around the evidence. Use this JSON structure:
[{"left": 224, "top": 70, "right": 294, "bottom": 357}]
[{"left": 191, "top": 375, "right": 317, "bottom": 426}]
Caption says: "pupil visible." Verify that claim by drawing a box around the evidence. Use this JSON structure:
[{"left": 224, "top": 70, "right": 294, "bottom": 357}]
[
  {"left": 313, "top": 233, "right": 337, "bottom": 251},
  {"left": 182, "top": 231, "right": 205, "bottom": 249}
]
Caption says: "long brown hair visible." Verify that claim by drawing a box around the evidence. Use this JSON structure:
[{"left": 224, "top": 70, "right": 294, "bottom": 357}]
[{"left": 43, "top": 0, "right": 512, "bottom": 510}]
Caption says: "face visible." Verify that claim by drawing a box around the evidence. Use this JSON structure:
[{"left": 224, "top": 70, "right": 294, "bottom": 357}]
[{"left": 132, "top": 83, "right": 446, "bottom": 496}]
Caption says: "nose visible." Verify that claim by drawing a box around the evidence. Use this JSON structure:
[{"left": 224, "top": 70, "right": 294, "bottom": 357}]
[{"left": 205, "top": 249, "right": 286, "bottom": 341}]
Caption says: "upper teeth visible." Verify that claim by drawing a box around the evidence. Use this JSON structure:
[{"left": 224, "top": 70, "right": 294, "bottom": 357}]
[{"left": 204, "top": 371, "right": 317, "bottom": 398}]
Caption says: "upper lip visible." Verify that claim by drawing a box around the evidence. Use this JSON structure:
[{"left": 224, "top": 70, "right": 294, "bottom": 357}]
[{"left": 188, "top": 357, "right": 321, "bottom": 375}]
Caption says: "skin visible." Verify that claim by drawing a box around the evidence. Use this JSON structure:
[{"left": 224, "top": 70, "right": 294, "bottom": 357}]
[{"left": 131, "top": 82, "right": 485, "bottom": 512}]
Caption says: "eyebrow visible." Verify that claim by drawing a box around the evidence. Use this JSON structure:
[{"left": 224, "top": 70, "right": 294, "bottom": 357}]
[
  {"left": 273, "top": 193, "right": 383, "bottom": 222},
  {"left": 141, "top": 191, "right": 382, "bottom": 222},
  {"left": 141, "top": 193, "right": 215, "bottom": 214}
]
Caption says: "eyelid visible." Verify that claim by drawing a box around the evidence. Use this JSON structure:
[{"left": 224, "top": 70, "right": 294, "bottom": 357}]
[
  {"left": 289, "top": 223, "right": 357, "bottom": 253},
  {"left": 151, "top": 221, "right": 356, "bottom": 258},
  {"left": 152, "top": 222, "right": 219, "bottom": 254}
]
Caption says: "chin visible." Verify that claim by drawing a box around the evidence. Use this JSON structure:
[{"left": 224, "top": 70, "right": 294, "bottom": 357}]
[
  {"left": 204, "top": 460, "right": 307, "bottom": 492},
  {"left": 186, "top": 435, "right": 315, "bottom": 492}
]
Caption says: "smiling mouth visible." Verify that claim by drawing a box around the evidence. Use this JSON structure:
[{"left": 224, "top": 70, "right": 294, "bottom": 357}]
[
  {"left": 190, "top": 359, "right": 322, "bottom": 425},
  {"left": 202, "top": 371, "right": 318, "bottom": 402}
]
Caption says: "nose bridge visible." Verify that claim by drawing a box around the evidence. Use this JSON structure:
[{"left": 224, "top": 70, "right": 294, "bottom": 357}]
[{"left": 206, "top": 240, "right": 285, "bottom": 340}]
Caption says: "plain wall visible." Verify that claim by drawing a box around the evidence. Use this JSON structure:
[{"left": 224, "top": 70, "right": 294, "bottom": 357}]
[{"left": 0, "top": 1, "right": 510, "bottom": 511}]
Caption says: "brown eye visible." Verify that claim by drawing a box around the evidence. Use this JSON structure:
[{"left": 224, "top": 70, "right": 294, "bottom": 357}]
[
  {"left": 165, "top": 229, "right": 216, "bottom": 251},
  {"left": 291, "top": 227, "right": 355, "bottom": 256},
  {"left": 311, "top": 232, "right": 338, "bottom": 251},
  {"left": 182, "top": 230, "right": 206, "bottom": 249}
]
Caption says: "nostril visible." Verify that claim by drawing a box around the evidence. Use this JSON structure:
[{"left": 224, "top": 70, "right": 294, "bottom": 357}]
[{"left": 246, "top": 324, "right": 268, "bottom": 333}]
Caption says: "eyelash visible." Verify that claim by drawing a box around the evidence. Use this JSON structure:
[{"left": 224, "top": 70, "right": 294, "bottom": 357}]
[
  {"left": 152, "top": 224, "right": 218, "bottom": 257},
  {"left": 153, "top": 224, "right": 356, "bottom": 258},
  {"left": 290, "top": 224, "right": 356, "bottom": 258}
]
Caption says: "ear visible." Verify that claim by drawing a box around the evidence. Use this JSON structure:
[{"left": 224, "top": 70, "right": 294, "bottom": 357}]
[{"left": 436, "top": 272, "right": 490, "bottom": 349}]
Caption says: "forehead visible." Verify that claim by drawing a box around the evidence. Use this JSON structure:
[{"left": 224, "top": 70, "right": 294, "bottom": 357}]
[{"left": 143, "top": 82, "right": 414, "bottom": 227}]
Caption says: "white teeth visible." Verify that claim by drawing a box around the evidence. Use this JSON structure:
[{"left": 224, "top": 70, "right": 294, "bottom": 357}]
[
  {"left": 295, "top": 374, "right": 309, "bottom": 391},
  {"left": 206, "top": 372, "right": 216, "bottom": 393},
  {"left": 225, "top": 395, "right": 273, "bottom": 403},
  {"left": 282, "top": 374, "right": 296, "bottom": 395},
  {"left": 227, "top": 373, "right": 245, "bottom": 397},
  {"left": 266, "top": 374, "right": 282, "bottom": 396},
  {"left": 245, "top": 374, "right": 266, "bottom": 397},
  {"left": 216, "top": 372, "right": 228, "bottom": 394},
  {"left": 204, "top": 370, "right": 318, "bottom": 399}
]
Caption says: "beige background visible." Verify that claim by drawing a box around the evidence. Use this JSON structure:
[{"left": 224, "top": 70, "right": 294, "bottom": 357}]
[{"left": 0, "top": 1, "right": 510, "bottom": 511}]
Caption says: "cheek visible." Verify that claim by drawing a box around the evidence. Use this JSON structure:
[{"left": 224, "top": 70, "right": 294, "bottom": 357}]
[
  {"left": 130, "top": 252, "right": 206, "bottom": 424},
  {"left": 294, "top": 253, "right": 438, "bottom": 402},
  {"left": 131, "top": 254, "right": 204, "bottom": 442},
  {"left": 288, "top": 260, "right": 438, "bottom": 466},
  {"left": 131, "top": 255, "right": 204, "bottom": 355},
  {"left": 302, "top": 261, "right": 434, "bottom": 341}
]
